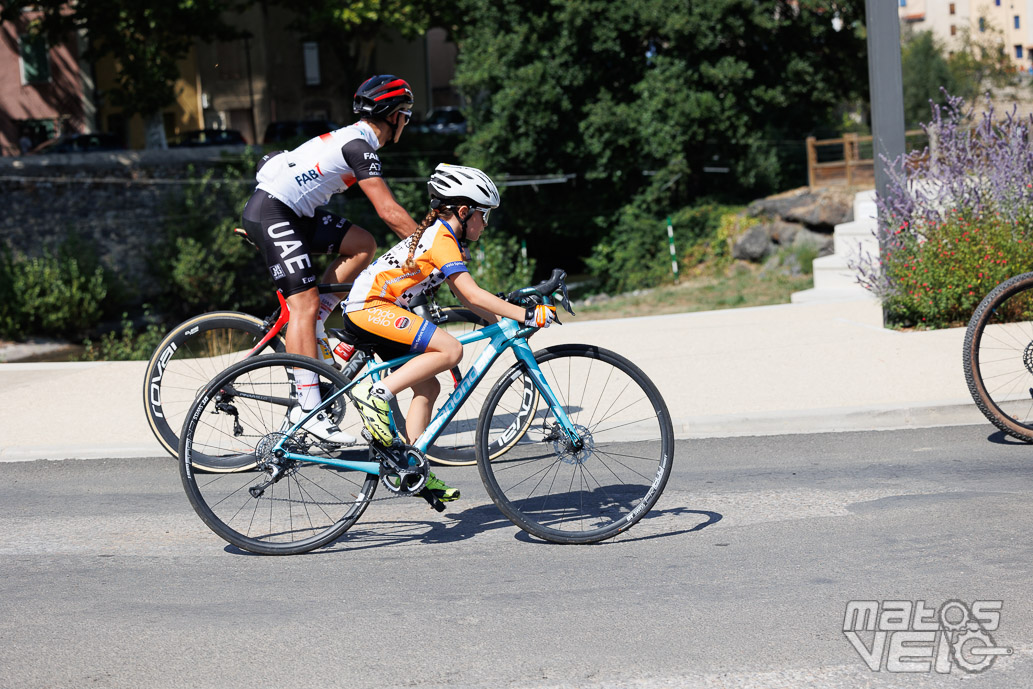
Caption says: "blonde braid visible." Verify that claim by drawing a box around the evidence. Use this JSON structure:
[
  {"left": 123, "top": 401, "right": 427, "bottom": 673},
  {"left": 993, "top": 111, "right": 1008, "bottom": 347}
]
[{"left": 404, "top": 207, "right": 446, "bottom": 271}]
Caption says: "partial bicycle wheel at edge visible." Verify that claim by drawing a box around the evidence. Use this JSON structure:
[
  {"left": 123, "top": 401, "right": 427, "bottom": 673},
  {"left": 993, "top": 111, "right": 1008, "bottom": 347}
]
[
  {"left": 143, "top": 312, "right": 285, "bottom": 466},
  {"left": 476, "top": 344, "right": 674, "bottom": 544},
  {"left": 963, "top": 271, "right": 1033, "bottom": 441},
  {"left": 180, "top": 353, "right": 377, "bottom": 555}
]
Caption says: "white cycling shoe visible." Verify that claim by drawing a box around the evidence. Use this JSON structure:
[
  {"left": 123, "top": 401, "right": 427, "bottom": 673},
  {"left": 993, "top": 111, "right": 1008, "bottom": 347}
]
[{"left": 287, "top": 406, "right": 357, "bottom": 446}]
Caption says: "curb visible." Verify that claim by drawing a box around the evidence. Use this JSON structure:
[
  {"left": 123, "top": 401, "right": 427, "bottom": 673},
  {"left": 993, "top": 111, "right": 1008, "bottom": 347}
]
[{"left": 678, "top": 399, "right": 988, "bottom": 439}]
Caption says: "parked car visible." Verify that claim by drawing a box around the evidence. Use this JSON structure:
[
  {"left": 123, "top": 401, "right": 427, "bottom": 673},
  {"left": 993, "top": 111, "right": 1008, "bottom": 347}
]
[
  {"left": 30, "top": 132, "right": 124, "bottom": 154},
  {"left": 412, "top": 107, "right": 467, "bottom": 135},
  {"left": 263, "top": 120, "right": 340, "bottom": 144},
  {"left": 169, "top": 129, "right": 247, "bottom": 147}
]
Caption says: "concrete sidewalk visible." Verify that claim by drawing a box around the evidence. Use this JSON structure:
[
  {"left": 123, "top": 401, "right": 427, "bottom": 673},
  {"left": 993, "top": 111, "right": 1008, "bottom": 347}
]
[{"left": 0, "top": 298, "right": 987, "bottom": 461}]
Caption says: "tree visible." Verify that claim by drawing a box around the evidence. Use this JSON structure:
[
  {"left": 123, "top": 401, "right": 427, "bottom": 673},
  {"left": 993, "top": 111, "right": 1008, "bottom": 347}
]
[
  {"left": 901, "top": 30, "right": 958, "bottom": 127},
  {"left": 1, "top": 1, "right": 244, "bottom": 149},
  {"left": 450, "top": 0, "right": 868, "bottom": 264},
  {"left": 947, "top": 16, "right": 1021, "bottom": 101}
]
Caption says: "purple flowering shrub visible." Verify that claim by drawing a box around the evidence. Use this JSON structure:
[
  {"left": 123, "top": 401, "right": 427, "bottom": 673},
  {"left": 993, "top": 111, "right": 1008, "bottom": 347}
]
[{"left": 856, "top": 94, "right": 1033, "bottom": 327}]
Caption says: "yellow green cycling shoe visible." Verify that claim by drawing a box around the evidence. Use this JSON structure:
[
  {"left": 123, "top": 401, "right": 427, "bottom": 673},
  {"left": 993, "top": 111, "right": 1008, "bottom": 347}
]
[
  {"left": 424, "top": 472, "right": 460, "bottom": 502},
  {"left": 347, "top": 380, "right": 394, "bottom": 446}
]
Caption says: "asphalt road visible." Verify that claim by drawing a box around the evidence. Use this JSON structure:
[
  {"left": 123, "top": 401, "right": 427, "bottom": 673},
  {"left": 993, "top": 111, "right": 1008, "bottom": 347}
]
[{"left": 2, "top": 424, "right": 1032, "bottom": 688}]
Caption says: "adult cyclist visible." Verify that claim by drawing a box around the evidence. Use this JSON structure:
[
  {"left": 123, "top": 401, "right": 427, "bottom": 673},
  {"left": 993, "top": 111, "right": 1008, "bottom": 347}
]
[{"left": 241, "top": 75, "right": 418, "bottom": 444}]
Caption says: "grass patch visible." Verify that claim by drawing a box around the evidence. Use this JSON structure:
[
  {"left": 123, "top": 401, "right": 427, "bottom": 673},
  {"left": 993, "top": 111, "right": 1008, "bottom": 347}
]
[{"left": 567, "top": 260, "right": 813, "bottom": 322}]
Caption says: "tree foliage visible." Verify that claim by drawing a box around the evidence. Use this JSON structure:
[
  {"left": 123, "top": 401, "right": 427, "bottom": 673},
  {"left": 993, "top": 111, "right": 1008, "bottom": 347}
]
[
  {"left": 450, "top": 0, "right": 868, "bottom": 268},
  {"left": 901, "top": 21, "right": 1021, "bottom": 128},
  {"left": 901, "top": 31, "right": 958, "bottom": 128}
]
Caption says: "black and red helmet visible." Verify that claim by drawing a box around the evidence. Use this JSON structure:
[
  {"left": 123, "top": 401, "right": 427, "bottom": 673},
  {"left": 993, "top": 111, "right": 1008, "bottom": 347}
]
[{"left": 353, "top": 75, "right": 414, "bottom": 119}]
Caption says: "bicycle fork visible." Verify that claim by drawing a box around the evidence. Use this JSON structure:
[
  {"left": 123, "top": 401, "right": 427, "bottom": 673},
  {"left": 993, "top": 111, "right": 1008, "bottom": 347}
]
[{"left": 509, "top": 338, "right": 585, "bottom": 451}]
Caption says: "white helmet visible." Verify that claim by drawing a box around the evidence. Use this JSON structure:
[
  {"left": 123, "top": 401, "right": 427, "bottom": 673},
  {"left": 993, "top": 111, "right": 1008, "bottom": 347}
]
[{"left": 428, "top": 163, "right": 500, "bottom": 209}]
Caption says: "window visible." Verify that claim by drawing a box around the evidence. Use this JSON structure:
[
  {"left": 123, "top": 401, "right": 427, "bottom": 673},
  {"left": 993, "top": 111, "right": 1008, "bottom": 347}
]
[
  {"left": 980, "top": 17, "right": 986, "bottom": 32},
  {"left": 951, "top": 24, "right": 957, "bottom": 36},
  {"left": 996, "top": 0, "right": 1002, "bottom": 6},
  {"left": 899, "top": 0, "right": 906, "bottom": 6},
  {"left": 303, "top": 42, "right": 320, "bottom": 86},
  {"left": 1016, "top": 16, "right": 1021, "bottom": 29},
  {"left": 950, "top": 3, "right": 955, "bottom": 15},
  {"left": 1017, "top": 45, "right": 1024, "bottom": 59},
  {"left": 19, "top": 33, "right": 50, "bottom": 84}
]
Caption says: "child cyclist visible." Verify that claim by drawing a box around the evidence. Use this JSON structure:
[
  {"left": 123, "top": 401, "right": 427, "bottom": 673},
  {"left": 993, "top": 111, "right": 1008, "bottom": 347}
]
[{"left": 343, "top": 163, "right": 558, "bottom": 502}]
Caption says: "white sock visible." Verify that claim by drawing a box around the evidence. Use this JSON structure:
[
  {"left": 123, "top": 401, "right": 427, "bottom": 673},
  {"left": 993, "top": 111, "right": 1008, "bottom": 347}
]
[
  {"left": 317, "top": 294, "right": 341, "bottom": 324},
  {"left": 370, "top": 381, "right": 395, "bottom": 402},
  {"left": 294, "top": 368, "right": 322, "bottom": 410}
]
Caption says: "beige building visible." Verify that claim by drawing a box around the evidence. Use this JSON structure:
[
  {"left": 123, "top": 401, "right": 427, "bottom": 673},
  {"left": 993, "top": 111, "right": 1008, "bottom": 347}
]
[{"left": 900, "top": 0, "right": 1033, "bottom": 72}]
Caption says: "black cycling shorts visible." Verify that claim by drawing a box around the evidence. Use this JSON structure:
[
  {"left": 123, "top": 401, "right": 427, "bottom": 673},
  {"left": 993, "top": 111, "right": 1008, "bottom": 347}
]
[{"left": 241, "top": 190, "right": 353, "bottom": 297}]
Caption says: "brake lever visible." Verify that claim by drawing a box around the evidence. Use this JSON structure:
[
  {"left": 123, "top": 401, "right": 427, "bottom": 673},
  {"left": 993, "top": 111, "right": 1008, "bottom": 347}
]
[{"left": 557, "top": 279, "right": 575, "bottom": 316}]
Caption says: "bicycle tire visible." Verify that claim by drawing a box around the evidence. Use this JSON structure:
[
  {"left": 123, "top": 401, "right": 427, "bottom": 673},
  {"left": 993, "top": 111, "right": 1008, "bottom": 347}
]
[
  {"left": 476, "top": 344, "right": 674, "bottom": 544},
  {"left": 963, "top": 271, "right": 1033, "bottom": 441},
  {"left": 143, "top": 312, "right": 285, "bottom": 469},
  {"left": 419, "top": 306, "right": 538, "bottom": 466},
  {"left": 180, "top": 353, "right": 377, "bottom": 555}
]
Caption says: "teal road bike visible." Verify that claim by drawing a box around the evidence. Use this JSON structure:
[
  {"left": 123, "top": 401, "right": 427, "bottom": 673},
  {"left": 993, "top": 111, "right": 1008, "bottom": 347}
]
[{"left": 179, "top": 270, "right": 674, "bottom": 553}]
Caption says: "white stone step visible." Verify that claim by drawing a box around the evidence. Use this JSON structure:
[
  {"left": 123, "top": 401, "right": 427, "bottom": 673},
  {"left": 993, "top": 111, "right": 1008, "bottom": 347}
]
[
  {"left": 831, "top": 220, "right": 879, "bottom": 257},
  {"left": 812, "top": 254, "right": 863, "bottom": 290},
  {"left": 853, "top": 189, "right": 878, "bottom": 220}
]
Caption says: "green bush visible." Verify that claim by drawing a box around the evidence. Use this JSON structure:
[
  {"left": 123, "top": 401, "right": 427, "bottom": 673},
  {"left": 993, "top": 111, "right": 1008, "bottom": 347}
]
[
  {"left": 152, "top": 162, "right": 275, "bottom": 320},
  {"left": 585, "top": 203, "right": 742, "bottom": 294},
  {"left": 880, "top": 210, "right": 1033, "bottom": 327},
  {"left": 0, "top": 240, "right": 108, "bottom": 340},
  {"left": 80, "top": 312, "right": 166, "bottom": 361},
  {"left": 467, "top": 235, "right": 536, "bottom": 295}
]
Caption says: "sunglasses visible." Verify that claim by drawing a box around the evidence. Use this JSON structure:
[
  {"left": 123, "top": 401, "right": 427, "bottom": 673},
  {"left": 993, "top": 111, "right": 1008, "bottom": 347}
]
[
  {"left": 397, "top": 110, "right": 412, "bottom": 123},
  {"left": 472, "top": 207, "right": 492, "bottom": 224}
]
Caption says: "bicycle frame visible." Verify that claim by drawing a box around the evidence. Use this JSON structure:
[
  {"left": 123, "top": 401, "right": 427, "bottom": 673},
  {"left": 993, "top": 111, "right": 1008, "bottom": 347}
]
[{"left": 275, "top": 316, "right": 581, "bottom": 474}]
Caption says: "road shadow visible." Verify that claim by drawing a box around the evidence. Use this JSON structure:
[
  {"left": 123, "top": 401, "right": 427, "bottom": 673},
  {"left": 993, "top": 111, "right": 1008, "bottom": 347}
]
[
  {"left": 257, "top": 504, "right": 721, "bottom": 554},
  {"left": 986, "top": 430, "right": 1031, "bottom": 446}
]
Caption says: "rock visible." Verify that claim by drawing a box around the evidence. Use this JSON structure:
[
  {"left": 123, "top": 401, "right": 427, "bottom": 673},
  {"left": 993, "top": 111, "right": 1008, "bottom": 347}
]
[
  {"left": 793, "top": 228, "right": 834, "bottom": 255},
  {"left": 732, "top": 225, "right": 774, "bottom": 261},
  {"left": 764, "top": 221, "right": 803, "bottom": 246},
  {"left": 746, "top": 186, "right": 854, "bottom": 229}
]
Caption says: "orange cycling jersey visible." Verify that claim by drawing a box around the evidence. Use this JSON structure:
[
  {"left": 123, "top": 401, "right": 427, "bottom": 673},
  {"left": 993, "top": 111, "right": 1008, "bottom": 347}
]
[
  {"left": 345, "top": 219, "right": 469, "bottom": 311},
  {"left": 343, "top": 219, "right": 469, "bottom": 354}
]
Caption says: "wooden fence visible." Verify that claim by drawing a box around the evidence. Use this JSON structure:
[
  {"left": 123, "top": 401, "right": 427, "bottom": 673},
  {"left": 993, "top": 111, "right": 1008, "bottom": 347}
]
[{"left": 806, "top": 131, "right": 924, "bottom": 188}]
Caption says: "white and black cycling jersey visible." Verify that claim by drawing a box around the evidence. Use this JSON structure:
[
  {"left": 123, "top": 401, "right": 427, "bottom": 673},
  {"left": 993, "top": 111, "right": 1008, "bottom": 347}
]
[{"left": 256, "top": 121, "right": 384, "bottom": 217}]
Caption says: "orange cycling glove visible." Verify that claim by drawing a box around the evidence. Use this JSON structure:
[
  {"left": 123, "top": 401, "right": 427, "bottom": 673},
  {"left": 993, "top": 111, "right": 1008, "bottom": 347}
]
[{"left": 524, "top": 304, "right": 557, "bottom": 328}]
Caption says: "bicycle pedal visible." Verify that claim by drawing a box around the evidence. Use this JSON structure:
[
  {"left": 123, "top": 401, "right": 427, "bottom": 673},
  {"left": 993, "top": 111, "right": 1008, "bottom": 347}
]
[{"left": 419, "top": 488, "right": 446, "bottom": 512}]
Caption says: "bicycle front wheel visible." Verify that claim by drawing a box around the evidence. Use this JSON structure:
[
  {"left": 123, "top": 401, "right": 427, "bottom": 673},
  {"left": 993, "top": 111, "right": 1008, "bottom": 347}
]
[
  {"left": 963, "top": 271, "right": 1033, "bottom": 441},
  {"left": 476, "top": 345, "right": 674, "bottom": 544},
  {"left": 143, "top": 311, "right": 285, "bottom": 466},
  {"left": 180, "top": 353, "right": 377, "bottom": 555}
]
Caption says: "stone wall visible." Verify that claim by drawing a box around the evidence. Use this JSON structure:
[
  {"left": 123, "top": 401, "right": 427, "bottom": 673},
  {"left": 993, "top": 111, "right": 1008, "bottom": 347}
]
[{"left": 0, "top": 146, "right": 255, "bottom": 301}]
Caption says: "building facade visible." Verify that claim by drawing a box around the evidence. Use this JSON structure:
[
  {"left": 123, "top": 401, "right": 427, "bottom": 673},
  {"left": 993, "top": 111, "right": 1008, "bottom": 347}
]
[
  {"left": 0, "top": 5, "right": 458, "bottom": 153},
  {"left": 0, "top": 11, "right": 91, "bottom": 156},
  {"left": 900, "top": 0, "right": 1033, "bottom": 72}
]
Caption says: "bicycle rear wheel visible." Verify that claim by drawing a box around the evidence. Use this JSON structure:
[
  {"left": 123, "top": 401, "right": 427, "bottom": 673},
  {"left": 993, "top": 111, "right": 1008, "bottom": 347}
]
[
  {"left": 476, "top": 345, "right": 674, "bottom": 544},
  {"left": 963, "top": 271, "right": 1033, "bottom": 441},
  {"left": 143, "top": 312, "right": 285, "bottom": 467},
  {"left": 180, "top": 353, "right": 377, "bottom": 555}
]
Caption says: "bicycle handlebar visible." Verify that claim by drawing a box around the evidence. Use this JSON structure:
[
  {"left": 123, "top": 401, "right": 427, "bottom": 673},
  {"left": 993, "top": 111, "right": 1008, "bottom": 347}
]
[{"left": 506, "top": 268, "right": 575, "bottom": 318}]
